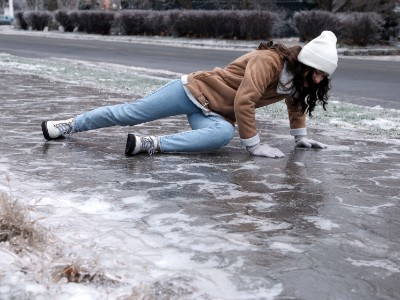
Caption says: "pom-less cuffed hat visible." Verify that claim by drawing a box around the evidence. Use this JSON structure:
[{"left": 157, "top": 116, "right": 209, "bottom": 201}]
[{"left": 298, "top": 31, "right": 338, "bottom": 75}]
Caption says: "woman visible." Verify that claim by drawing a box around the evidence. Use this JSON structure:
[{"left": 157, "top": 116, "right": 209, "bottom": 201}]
[{"left": 42, "top": 31, "right": 338, "bottom": 158}]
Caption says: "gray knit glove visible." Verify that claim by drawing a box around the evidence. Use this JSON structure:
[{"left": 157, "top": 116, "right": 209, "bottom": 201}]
[
  {"left": 295, "top": 136, "right": 327, "bottom": 148},
  {"left": 246, "top": 143, "right": 285, "bottom": 158}
]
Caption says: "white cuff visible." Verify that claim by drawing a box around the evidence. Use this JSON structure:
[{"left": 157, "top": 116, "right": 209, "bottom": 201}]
[
  {"left": 290, "top": 128, "right": 307, "bottom": 136},
  {"left": 241, "top": 134, "right": 260, "bottom": 147},
  {"left": 181, "top": 74, "right": 188, "bottom": 84}
]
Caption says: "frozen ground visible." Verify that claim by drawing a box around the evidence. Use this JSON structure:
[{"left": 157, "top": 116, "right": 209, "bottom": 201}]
[{"left": 0, "top": 33, "right": 399, "bottom": 300}]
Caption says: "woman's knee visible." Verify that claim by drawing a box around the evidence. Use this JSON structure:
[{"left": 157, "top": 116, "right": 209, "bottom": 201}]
[{"left": 213, "top": 122, "right": 235, "bottom": 147}]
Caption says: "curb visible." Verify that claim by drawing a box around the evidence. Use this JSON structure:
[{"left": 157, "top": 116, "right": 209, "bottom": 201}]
[{"left": 339, "top": 48, "right": 400, "bottom": 56}]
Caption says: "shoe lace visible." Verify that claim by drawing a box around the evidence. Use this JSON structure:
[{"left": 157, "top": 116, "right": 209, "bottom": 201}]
[
  {"left": 55, "top": 123, "right": 73, "bottom": 136},
  {"left": 140, "top": 136, "right": 156, "bottom": 155}
]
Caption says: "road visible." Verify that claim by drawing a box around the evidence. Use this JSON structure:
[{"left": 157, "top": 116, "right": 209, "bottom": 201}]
[{"left": 0, "top": 34, "right": 399, "bottom": 109}]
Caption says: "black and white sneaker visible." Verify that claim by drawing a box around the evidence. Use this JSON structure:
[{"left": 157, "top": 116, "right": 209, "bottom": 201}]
[
  {"left": 125, "top": 134, "right": 159, "bottom": 156},
  {"left": 41, "top": 118, "right": 74, "bottom": 140}
]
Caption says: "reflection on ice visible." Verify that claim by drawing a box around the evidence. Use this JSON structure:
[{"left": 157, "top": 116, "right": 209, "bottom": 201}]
[
  {"left": 269, "top": 242, "right": 305, "bottom": 254},
  {"left": 346, "top": 258, "right": 400, "bottom": 273},
  {"left": 304, "top": 216, "right": 340, "bottom": 231}
]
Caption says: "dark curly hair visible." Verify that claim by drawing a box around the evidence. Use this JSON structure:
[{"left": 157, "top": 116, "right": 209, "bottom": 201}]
[{"left": 257, "top": 41, "right": 331, "bottom": 116}]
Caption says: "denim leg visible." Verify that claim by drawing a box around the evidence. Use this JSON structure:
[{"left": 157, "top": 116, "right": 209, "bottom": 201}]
[
  {"left": 73, "top": 79, "right": 235, "bottom": 153},
  {"left": 74, "top": 79, "right": 199, "bottom": 131},
  {"left": 159, "top": 113, "right": 235, "bottom": 153}
]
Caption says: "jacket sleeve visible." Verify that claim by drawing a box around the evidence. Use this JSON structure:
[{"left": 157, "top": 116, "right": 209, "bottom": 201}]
[
  {"left": 285, "top": 98, "right": 307, "bottom": 135},
  {"left": 234, "top": 55, "right": 280, "bottom": 141}
]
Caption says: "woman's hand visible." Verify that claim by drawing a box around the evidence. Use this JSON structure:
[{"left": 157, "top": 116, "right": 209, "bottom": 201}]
[
  {"left": 246, "top": 143, "right": 285, "bottom": 158},
  {"left": 295, "top": 137, "right": 327, "bottom": 148}
]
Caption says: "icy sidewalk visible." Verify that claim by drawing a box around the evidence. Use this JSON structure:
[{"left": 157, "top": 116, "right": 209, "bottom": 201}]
[{"left": 0, "top": 70, "right": 399, "bottom": 299}]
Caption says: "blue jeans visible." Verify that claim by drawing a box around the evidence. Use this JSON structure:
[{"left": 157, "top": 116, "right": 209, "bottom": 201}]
[{"left": 74, "top": 79, "right": 235, "bottom": 153}]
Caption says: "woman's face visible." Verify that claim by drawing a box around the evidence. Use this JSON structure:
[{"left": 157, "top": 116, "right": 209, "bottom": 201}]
[
  {"left": 304, "top": 69, "right": 329, "bottom": 87},
  {"left": 313, "top": 70, "right": 329, "bottom": 84}
]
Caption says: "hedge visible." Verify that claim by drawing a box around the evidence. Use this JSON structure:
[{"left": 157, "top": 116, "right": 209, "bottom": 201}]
[
  {"left": 14, "top": 9, "right": 388, "bottom": 46},
  {"left": 293, "top": 10, "right": 385, "bottom": 45}
]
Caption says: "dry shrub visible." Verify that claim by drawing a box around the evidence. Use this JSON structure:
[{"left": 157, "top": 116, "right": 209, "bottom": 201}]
[
  {"left": 55, "top": 265, "right": 97, "bottom": 283},
  {"left": 52, "top": 263, "right": 119, "bottom": 285},
  {"left": 0, "top": 191, "right": 46, "bottom": 249},
  {"left": 0, "top": 182, "right": 119, "bottom": 292},
  {"left": 125, "top": 284, "right": 154, "bottom": 300},
  {"left": 123, "top": 275, "right": 195, "bottom": 300}
]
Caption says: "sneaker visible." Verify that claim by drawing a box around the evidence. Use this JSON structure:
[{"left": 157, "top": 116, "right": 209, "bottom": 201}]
[
  {"left": 125, "top": 134, "right": 159, "bottom": 156},
  {"left": 41, "top": 118, "right": 74, "bottom": 140}
]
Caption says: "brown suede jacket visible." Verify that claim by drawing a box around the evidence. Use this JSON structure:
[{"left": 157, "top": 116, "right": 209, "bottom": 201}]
[{"left": 184, "top": 49, "right": 306, "bottom": 140}]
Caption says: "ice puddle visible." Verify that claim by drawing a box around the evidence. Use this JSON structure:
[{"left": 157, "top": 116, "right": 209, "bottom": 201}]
[{"left": 0, "top": 168, "right": 283, "bottom": 299}]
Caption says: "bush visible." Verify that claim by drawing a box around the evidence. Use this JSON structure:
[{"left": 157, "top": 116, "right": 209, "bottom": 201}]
[
  {"left": 292, "top": 10, "right": 385, "bottom": 45},
  {"left": 54, "top": 10, "right": 75, "bottom": 32},
  {"left": 238, "top": 10, "right": 278, "bottom": 40},
  {"left": 118, "top": 10, "right": 147, "bottom": 35},
  {"left": 169, "top": 10, "right": 216, "bottom": 38},
  {"left": 147, "top": 11, "right": 168, "bottom": 36},
  {"left": 186, "top": 10, "right": 217, "bottom": 38},
  {"left": 339, "top": 12, "right": 384, "bottom": 46},
  {"left": 65, "top": 10, "right": 83, "bottom": 32},
  {"left": 9, "top": 9, "right": 279, "bottom": 41},
  {"left": 212, "top": 11, "right": 240, "bottom": 39},
  {"left": 15, "top": 9, "right": 387, "bottom": 45},
  {"left": 25, "top": 11, "right": 53, "bottom": 31},
  {"left": 118, "top": 10, "right": 167, "bottom": 36},
  {"left": 72, "top": 11, "right": 115, "bottom": 35},
  {"left": 20, "top": 11, "right": 53, "bottom": 31},
  {"left": 332, "top": 0, "right": 399, "bottom": 41},
  {"left": 14, "top": 11, "right": 28, "bottom": 30},
  {"left": 116, "top": 10, "right": 278, "bottom": 40},
  {"left": 56, "top": 10, "right": 115, "bottom": 35},
  {"left": 292, "top": 10, "right": 341, "bottom": 42},
  {"left": 167, "top": 10, "right": 278, "bottom": 40}
]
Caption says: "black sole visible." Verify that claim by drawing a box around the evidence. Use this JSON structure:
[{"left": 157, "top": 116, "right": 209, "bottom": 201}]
[
  {"left": 41, "top": 121, "right": 52, "bottom": 141},
  {"left": 125, "top": 134, "right": 136, "bottom": 156},
  {"left": 41, "top": 121, "right": 65, "bottom": 141}
]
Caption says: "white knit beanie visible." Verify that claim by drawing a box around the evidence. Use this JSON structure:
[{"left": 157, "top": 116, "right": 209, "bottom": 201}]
[{"left": 298, "top": 31, "right": 338, "bottom": 75}]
